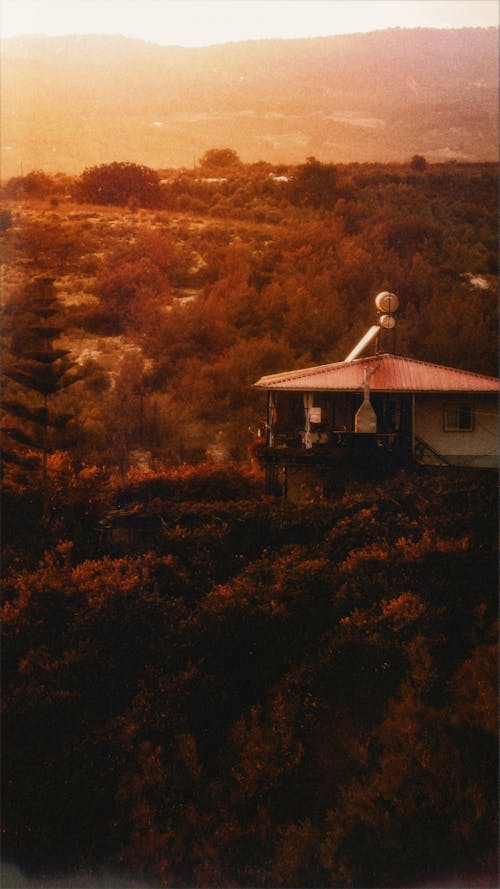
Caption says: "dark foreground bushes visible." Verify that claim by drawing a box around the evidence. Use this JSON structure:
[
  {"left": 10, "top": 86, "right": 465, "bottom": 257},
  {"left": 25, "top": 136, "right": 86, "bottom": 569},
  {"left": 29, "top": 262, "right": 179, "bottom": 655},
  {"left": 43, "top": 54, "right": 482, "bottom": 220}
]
[{"left": 2, "top": 467, "right": 498, "bottom": 887}]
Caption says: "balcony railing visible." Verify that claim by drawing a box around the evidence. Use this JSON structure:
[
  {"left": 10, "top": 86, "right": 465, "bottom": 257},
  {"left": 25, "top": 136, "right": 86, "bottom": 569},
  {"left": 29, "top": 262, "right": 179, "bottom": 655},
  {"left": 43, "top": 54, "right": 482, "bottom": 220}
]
[{"left": 270, "top": 430, "right": 409, "bottom": 453}]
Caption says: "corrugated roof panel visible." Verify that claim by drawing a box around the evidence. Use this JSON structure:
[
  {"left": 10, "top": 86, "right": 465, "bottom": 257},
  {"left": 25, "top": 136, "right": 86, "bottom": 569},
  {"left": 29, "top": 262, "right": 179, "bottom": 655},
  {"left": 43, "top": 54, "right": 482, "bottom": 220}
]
[{"left": 254, "top": 354, "right": 499, "bottom": 393}]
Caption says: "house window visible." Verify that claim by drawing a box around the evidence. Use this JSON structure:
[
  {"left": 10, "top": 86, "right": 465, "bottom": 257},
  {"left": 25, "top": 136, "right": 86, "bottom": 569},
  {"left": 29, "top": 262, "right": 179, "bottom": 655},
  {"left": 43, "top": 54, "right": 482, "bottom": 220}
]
[{"left": 444, "top": 404, "right": 473, "bottom": 432}]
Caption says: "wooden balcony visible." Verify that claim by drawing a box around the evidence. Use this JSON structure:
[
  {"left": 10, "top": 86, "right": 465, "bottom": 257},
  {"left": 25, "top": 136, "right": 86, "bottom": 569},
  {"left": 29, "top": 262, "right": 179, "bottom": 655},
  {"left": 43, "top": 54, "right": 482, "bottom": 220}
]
[
  {"left": 256, "top": 431, "right": 413, "bottom": 495},
  {"left": 261, "top": 430, "right": 411, "bottom": 457}
]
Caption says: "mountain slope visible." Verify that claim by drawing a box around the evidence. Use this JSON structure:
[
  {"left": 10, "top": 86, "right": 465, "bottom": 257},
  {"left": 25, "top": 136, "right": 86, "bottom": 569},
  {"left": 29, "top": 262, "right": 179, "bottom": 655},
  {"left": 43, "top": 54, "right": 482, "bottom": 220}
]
[{"left": 1, "top": 28, "right": 498, "bottom": 176}]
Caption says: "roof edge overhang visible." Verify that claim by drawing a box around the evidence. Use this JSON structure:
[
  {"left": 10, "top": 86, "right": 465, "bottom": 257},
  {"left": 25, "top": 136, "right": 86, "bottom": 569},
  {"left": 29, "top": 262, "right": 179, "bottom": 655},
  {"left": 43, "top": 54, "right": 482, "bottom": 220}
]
[
  {"left": 255, "top": 386, "right": 499, "bottom": 394},
  {"left": 254, "top": 359, "right": 350, "bottom": 388},
  {"left": 253, "top": 353, "right": 500, "bottom": 393}
]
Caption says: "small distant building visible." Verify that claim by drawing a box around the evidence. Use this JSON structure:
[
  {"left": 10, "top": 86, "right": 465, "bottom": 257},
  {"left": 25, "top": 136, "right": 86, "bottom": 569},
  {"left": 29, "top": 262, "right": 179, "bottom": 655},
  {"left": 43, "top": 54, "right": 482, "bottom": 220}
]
[{"left": 253, "top": 292, "right": 499, "bottom": 498}]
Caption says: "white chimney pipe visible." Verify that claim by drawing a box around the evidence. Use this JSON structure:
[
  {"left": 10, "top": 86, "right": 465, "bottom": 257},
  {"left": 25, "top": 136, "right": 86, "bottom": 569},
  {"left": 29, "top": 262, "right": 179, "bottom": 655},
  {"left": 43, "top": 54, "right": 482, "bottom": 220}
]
[{"left": 345, "top": 325, "right": 380, "bottom": 362}]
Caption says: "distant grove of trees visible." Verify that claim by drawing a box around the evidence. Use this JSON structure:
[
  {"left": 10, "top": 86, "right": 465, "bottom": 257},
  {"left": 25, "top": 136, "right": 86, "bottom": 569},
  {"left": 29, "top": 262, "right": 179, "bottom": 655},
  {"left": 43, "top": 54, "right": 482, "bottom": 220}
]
[{"left": 0, "top": 153, "right": 428, "bottom": 210}]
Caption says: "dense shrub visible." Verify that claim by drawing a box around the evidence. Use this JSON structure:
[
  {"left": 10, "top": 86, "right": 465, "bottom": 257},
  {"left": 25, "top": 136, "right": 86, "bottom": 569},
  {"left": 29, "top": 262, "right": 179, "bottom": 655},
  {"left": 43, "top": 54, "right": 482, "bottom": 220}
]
[
  {"left": 2, "top": 468, "right": 497, "bottom": 887},
  {"left": 0, "top": 208, "right": 13, "bottom": 230},
  {"left": 75, "top": 162, "right": 162, "bottom": 207},
  {"left": 112, "top": 462, "right": 263, "bottom": 505},
  {"left": 4, "top": 170, "right": 55, "bottom": 200}
]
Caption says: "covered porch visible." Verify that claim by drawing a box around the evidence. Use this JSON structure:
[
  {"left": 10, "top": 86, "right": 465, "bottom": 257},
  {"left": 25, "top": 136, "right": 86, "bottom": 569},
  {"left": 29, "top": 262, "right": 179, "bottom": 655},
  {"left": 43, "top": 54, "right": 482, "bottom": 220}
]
[
  {"left": 257, "top": 389, "right": 414, "bottom": 496},
  {"left": 264, "top": 389, "right": 413, "bottom": 455}
]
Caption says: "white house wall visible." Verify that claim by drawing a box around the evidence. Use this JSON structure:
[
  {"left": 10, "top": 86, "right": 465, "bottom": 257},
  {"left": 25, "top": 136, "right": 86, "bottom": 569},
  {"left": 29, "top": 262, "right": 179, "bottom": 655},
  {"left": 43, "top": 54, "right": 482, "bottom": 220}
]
[{"left": 414, "top": 395, "right": 498, "bottom": 467}]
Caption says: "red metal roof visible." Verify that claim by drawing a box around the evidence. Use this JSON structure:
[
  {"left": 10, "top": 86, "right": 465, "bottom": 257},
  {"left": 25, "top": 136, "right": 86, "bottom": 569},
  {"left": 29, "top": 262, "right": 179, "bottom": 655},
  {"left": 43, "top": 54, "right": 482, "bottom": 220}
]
[{"left": 254, "top": 354, "right": 500, "bottom": 393}]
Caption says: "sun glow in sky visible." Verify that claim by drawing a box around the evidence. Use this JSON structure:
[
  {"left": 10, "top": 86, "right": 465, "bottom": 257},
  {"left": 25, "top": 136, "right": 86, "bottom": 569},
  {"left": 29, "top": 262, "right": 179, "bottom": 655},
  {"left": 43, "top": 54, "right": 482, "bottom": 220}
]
[{"left": 1, "top": 0, "right": 498, "bottom": 46}]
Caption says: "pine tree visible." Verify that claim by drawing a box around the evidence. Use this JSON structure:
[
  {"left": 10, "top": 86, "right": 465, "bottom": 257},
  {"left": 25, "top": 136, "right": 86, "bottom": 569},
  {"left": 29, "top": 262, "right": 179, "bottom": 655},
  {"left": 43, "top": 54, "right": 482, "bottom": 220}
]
[{"left": 2, "top": 276, "right": 81, "bottom": 514}]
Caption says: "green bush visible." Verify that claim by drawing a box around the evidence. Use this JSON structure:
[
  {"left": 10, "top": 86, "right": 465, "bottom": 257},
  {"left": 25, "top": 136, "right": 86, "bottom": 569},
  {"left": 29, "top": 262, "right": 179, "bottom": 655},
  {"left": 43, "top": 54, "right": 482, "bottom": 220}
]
[{"left": 75, "top": 162, "right": 162, "bottom": 208}]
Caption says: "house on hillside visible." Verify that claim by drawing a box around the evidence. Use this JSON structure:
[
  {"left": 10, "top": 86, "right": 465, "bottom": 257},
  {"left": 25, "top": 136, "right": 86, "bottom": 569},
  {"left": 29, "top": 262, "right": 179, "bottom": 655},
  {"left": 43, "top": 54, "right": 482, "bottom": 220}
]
[{"left": 253, "top": 293, "right": 499, "bottom": 498}]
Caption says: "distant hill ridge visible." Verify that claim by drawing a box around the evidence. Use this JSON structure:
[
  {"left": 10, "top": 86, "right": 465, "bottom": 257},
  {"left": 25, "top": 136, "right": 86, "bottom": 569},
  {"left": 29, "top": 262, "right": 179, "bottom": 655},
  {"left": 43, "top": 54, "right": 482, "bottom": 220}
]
[{"left": 1, "top": 28, "right": 498, "bottom": 176}]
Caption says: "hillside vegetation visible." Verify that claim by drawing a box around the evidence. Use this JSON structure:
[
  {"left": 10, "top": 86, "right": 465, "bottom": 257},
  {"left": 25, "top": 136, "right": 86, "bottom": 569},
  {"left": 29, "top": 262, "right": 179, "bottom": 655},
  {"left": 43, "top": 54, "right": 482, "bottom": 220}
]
[
  {"left": 1, "top": 158, "right": 498, "bottom": 473},
  {"left": 1, "top": 28, "right": 498, "bottom": 176},
  {"left": 1, "top": 156, "right": 498, "bottom": 886}
]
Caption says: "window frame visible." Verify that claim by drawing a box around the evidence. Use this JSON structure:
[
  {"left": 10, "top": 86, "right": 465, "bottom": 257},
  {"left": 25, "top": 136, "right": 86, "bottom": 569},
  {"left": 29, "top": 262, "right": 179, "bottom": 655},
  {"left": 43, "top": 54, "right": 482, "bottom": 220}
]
[{"left": 443, "top": 403, "right": 474, "bottom": 433}]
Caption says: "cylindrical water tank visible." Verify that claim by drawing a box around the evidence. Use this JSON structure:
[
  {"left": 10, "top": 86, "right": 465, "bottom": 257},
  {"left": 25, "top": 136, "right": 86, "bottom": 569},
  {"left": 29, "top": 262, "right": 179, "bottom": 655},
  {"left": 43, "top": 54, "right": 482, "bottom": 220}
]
[
  {"left": 375, "top": 291, "right": 399, "bottom": 313},
  {"left": 379, "top": 313, "right": 396, "bottom": 329}
]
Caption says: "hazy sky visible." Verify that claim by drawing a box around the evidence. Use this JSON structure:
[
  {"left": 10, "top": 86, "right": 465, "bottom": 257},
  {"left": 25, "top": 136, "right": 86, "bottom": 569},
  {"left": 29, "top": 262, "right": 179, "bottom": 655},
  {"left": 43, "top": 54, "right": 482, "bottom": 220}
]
[{"left": 1, "top": 0, "right": 498, "bottom": 46}]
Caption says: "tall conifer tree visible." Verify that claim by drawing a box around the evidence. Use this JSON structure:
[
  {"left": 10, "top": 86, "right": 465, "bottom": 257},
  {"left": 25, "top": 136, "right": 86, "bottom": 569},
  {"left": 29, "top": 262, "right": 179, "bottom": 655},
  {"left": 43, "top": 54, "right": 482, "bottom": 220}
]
[{"left": 2, "top": 276, "right": 81, "bottom": 513}]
